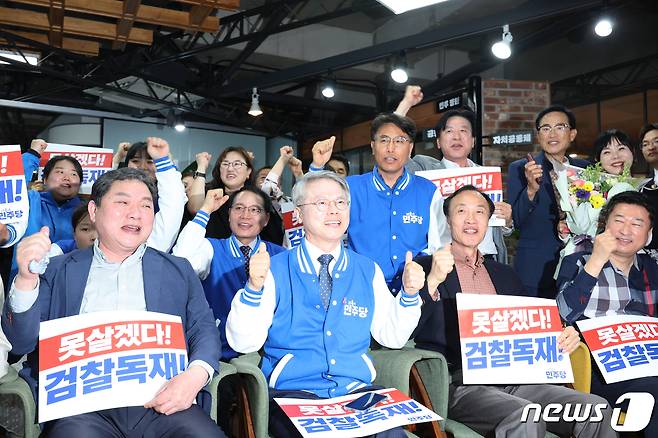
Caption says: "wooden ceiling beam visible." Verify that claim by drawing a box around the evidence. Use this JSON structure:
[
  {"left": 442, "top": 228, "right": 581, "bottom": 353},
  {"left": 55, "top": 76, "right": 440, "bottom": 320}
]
[
  {"left": 0, "top": 31, "right": 99, "bottom": 55},
  {"left": 112, "top": 0, "right": 141, "bottom": 51},
  {"left": 0, "top": 6, "right": 153, "bottom": 45},
  {"left": 9, "top": 0, "right": 220, "bottom": 33},
  {"left": 175, "top": 0, "right": 239, "bottom": 12},
  {"left": 48, "top": 0, "right": 65, "bottom": 48}
]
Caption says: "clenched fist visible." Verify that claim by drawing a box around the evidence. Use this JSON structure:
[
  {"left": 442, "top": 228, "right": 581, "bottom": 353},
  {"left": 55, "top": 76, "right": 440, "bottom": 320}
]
[
  {"left": 401, "top": 251, "right": 424, "bottom": 296},
  {"left": 15, "top": 226, "right": 51, "bottom": 290},
  {"left": 584, "top": 230, "right": 618, "bottom": 277},
  {"left": 200, "top": 189, "right": 229, "bottom": 215},
  {"left": 311, "top": 136, "right": 336, "bottom": 169},
  {"left": 195, "top": 152, "right": 211, "bottom": 173},
  {"left": 146, "top": 137, "right": 170, "bottom": 160},
  {"left": 248, "top": 243, "right": 270, "bottom": 291},
  {"left": 30, "top": 139, "right": 48, "bottom": 155}
]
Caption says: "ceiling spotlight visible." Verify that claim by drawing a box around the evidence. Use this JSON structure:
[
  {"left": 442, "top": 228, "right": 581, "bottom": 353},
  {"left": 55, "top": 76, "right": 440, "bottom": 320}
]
[
  {"left": 248, "top": 87, "right": 263, "bottom": 117},
  {"left": 321, "top": 80, "right": 335, "bottom": 99},
  {"left": 491, "top": 24, "right": 513, "bottom": 60},
  {"left": 391, "top": 67, "right": 409, "bottom": 84},
  {"left": 174, "top": 120, "right": 186, "bottom": 132},
  {"left": 594, "top": 17, "right": 613, "bottom": 37}
]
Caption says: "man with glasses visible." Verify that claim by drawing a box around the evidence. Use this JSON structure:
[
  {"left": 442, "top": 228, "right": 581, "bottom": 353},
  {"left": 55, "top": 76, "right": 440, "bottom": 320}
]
[
  {"left": 507, "top": 105, "right": 589, "bottom": 298},
  {"left": 173, "top": 186, "right": 285, "bottom": 360},
  {"left": 639, "top": 123, "right": 658, "bottom": 251},
  {"left": 226, "top": 171, "right": 423, "bottom": 437},
  {"left": 310, "top": 114, "right": 444, "bottom": 294}
]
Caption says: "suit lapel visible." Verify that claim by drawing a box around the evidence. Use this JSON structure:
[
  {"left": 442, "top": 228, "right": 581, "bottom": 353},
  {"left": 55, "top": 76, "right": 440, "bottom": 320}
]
[
  {"left": 142, "top": 248, "right": 163, "bottom": 313},
  {"left": 64, "top": 248, "right": 94, "bottom": 316}
]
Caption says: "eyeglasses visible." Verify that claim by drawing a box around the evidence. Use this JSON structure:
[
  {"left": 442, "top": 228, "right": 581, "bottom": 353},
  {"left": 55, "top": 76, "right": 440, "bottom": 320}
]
[
  {"left": 230, "top": 205, "right": 264, "bottom": 215},
  {"left": 220, "top": 160, "right": 247, "bottom": 169},
  {"left": 374, "top": 135, "right": 411, "bottom": 148},
  {"left": 538, "top": 123, "right": 570, "bottom": 135},
  {"left": 641, "top": 138, "right": 658, "bottom": 149},
  {"left": 297, "top": 198, "right": 350, "bottom": 212}
]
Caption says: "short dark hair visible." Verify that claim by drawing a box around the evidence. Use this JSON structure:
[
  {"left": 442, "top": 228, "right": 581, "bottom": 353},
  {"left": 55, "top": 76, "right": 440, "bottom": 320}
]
[
  {"left": 442, "top": 185, "right": 494, "bottom": 218},
  {"left": 43, "top": 155, "right": 83, "bottom": 181},
  {"left": 639, "top": 123, "right": 658, "bottom": 143},
  {"left": 71, "top": 201, "right": 90, "bottom": 230},
  {"left": 124, "top": 142, "right": 150, "bottom": 166},
  {"left": 228, "top": 186, "right": 272, "bottom": 214},
  {"left": 436, "top": 109, "right": 475, "bottom": 136},
  {"left": 535, "top": 105, "right": 577, "bottom": 131},
  {"left": 597, "top": 191, "right": 655, "bottom": 235},
  {"left": 327, "top": 154, "right": 350, "bottom": 175},
  {"left": 91, "top": 167, "right": 158, "bottom": 207},
  {"left": 370, "top": 113, "right": 416, "bottom": 142},
  {"left": 592, "top": 129, "right": 633, "bottom": 163}
]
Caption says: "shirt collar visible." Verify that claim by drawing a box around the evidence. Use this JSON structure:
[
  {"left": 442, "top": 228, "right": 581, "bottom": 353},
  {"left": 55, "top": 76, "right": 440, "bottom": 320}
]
[
  {"left": 653, "top": 169, "right": 658, "bottom": 186},
  {"left": 304, "top": 238, "right": 342, "bottom": 263},
  {"left": 229, "top": 235, "right": 261, "bottom": 258},
  {"left": 453, "top": 249, "right": 485, "bottom": 269},
  {"left": 605, "top": 255, "right": 641, "bottom": 276},
  {"left": 371, "top": 165, "right": 411, "bottom": 192},
  {"left": 93, "top": 239, "right": 146, "bottom": 266},
  {"left": 441, "top": 157, "right": 475, "bottom": 169},
  {"left": 297, "top": 238, "right": 348, "bottom": 276}
]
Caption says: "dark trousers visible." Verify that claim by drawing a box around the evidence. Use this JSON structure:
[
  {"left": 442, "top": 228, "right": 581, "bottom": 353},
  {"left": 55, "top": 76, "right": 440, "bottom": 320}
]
[
  {"left": 269, "top": 387, "right": 406, "bottom": 438},
  {"left": 591, "top": 369, "right": 658, "bottom": 438},
  {"left": 43, "top": 405, "right": 226, "bottom": 438}
]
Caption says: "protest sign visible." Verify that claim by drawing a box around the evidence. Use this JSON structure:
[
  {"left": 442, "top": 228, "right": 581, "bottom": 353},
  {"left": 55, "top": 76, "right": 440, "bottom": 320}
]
[
  {"left": 275, "top": 388, "right": 441, "bottom": 437},
  {"left": 38, "top": 144, "right": 113, "bottom": 194},
  {"left": 457, "top": 294, "right": 573, "bottom": 385},
  {"left": 416, "top": 167, "right": 505, "bottom": 226},
  {"left": 0, "top": 145, "right": 29, "bottom": 223},
  {"left": 38, "top": 311, "right": 187, "bottom": 422},
  {"left": 577, "top": 315, "right": 658, "bottom": 384},
  {"left": 281, "top": 201, "right": 304, "bottom": 249}
]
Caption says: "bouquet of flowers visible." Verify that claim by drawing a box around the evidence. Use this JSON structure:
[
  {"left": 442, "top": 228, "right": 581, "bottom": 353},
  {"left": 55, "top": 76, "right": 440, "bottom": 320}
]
[{"left": 553, "top": 163, "right": 643, "bottom": 274}]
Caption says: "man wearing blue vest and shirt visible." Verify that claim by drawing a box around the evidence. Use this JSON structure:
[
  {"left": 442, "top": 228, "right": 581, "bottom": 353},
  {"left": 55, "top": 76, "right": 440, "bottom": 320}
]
[
  {"left": 226, "top": 171, "right": 424, "bottom": 437},
  {"left": 508, "top": 105, "right": 589, "bottom": 298},
  {"left": 173, "top": 186, "right": 286, "bottom": 360},
  {"left": 310, "top": 114, "right": 444, "bottom": 294}
]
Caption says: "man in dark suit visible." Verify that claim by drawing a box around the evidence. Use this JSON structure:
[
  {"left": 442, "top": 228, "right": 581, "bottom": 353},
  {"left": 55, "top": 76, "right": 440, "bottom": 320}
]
[
  {"left": 2, "top": 167, "right": 225, "bottom": 437},
  {"left": 507, "top": 105, "right": 590, "bottom": 298},
  {"left": 413, "top": 185, "right": 615, "bottom": 438}
]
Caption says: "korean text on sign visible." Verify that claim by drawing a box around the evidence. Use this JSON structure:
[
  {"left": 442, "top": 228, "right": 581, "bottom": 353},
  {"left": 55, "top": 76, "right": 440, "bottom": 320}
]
[
  {"left": 0, "top": 145, "right": 29, "bottom": 224},
  {"left": 577, "top": 315, "right": 658, "bottom": 384},
  {"left": 275, "top": 388, "right": 442, "bottom": 438},
  {"left": 38, "top": 143, "right": 114, "bottom": 195},
  {"left": 38, "top": 311, "right": 188, "bottom": 422},
  {"left": 457, "top": 294, "right": 574, "bottom": 385},
  {"left": 416, "top": 167, "right": 505, "bottom": 226}
]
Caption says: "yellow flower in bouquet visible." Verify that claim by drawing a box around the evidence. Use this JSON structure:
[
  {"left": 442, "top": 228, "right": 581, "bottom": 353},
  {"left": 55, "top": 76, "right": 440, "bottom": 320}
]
[
  {"left": 589, "top": 193, "right": 605, "bottom": 209},
  {"left": 582, "top": 181, "right": 594, "bottom": 192}
]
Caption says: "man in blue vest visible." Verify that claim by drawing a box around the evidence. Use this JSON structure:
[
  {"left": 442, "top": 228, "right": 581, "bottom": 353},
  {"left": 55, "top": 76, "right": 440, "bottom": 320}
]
[
  {"left": 507, "top": 105, "right": 590, "bottom": 298},
  {"left": 309, "top": 114, "right": 444, "bottom": 294},
  {"left": 226, "top": 171, "right": 424, "bottom": 437}
]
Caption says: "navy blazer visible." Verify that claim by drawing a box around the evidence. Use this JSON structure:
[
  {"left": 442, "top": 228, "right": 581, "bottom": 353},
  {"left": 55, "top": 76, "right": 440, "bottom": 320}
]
[
  {"left": 412, "top": 255, "right": 526, "bottom": 372},
  {"left": 507, "top": 151, "right": 589, "bottom": 298},
  {"left": 2, "top": 246, "right": 221, "bottom": 397}
]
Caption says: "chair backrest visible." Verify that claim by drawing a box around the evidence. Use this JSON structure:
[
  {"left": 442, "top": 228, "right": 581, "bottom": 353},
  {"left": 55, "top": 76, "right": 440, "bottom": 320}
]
[{"left": 569, "top": 342, "right": 592, "bottom": 393}]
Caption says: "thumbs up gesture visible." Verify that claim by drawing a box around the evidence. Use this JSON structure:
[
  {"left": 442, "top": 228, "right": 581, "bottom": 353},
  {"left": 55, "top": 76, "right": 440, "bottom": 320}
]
[
  {"left": 247, "top": 243, "right": 270, "bottom": 291},
  {"left": 15, "top": 226, "right": 52, "bottom": 290},
  {"left": 401, "top": 251, "right": 425, "bottom": 296},
  {"left": 427, "top": 243, "right": 454, "bottom": 288}
]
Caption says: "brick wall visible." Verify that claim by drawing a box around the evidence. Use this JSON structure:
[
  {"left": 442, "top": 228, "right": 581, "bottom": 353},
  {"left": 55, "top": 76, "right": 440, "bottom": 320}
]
[{"left": 481, "top": 79, "right": 550, "bottom": 186}]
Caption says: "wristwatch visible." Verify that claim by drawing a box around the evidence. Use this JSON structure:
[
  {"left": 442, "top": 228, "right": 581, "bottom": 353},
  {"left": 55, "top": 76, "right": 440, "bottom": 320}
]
[{"left": 194, "top": 171, "right": 206, "bottom": 179}]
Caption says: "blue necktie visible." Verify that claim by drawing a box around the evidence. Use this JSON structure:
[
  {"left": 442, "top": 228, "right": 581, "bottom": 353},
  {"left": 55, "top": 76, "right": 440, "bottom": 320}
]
[{"left": 318, "top": 254, "right": 334, "bottom": 310}]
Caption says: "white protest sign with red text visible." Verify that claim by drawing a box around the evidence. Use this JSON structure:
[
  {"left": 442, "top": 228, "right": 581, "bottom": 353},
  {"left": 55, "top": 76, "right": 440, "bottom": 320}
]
[
  {"left": 417, "top": 166, "right": 505, "bottom": 226},
  {"left": 457, "top": 294, "right": 573, "bottom": 385},
  {"left": 0, "top": 145, "right": 29, "bottom": 223},
  {"left": 38, "top": 311, "right": 187, "bottom": 423},
  {"left": 275, "top": 388, "right": 441, "bottom": 438},
  {"left": 577, "top": 315, "right": 658, "bottom": 384},
  {"left": 281, "top": 201, "right": 304, "bottom": 249},
  {"left": 39, "top": 144, "right": 113, "bottom": 194}
]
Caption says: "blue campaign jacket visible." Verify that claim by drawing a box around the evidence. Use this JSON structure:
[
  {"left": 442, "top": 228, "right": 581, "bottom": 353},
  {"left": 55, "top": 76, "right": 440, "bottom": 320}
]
[
  {"left": 22, "top": 152, "right": 81, "bottom": 242},
  {"left": 261, "top": 241, "right": 380, "bottom": 398},
  {"left": 412, "top": 255, "right": 526, "bottom": 372},
  {"left": 1, "top": 246, "right": 221, "bottom": 403},
  {"left": 507, "top": 151, "right": 589, "bottom": 298},
  {"left": 203, "top": 236, "right": 285, "bottom": 360},
  {"left": 346, "top": 167, "right": 438, "bottom": 292}
]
